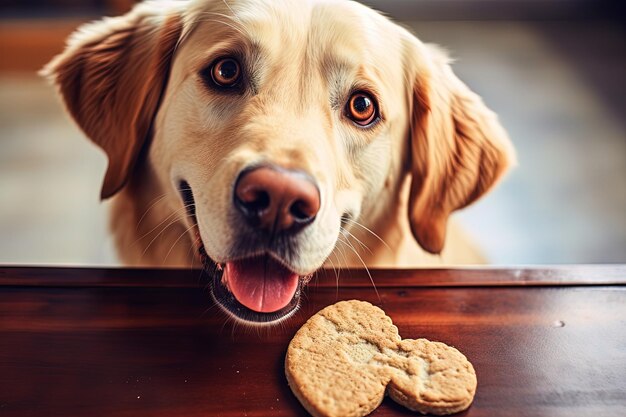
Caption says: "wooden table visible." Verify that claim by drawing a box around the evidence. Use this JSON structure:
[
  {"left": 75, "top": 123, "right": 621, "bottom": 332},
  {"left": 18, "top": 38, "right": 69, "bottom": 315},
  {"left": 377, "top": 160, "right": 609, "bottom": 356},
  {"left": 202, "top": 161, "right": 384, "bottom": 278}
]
[{"left": 1, "top": 266, "right": 625, "bottom": 417}]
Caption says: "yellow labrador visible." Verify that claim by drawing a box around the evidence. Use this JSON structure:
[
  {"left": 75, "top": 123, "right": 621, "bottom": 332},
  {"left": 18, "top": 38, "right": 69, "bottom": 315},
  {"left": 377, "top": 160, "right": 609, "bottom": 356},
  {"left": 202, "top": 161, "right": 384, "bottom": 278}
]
[{"left": 45, "top": 0, "right": 515, "bottom": 324}]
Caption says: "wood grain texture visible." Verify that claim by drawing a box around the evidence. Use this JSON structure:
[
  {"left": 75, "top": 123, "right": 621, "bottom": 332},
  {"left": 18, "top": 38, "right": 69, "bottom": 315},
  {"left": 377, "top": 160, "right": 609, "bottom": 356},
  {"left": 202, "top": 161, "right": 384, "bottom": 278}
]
[{"left": 0, "top": 267, "right": 625, "bottom": 417}]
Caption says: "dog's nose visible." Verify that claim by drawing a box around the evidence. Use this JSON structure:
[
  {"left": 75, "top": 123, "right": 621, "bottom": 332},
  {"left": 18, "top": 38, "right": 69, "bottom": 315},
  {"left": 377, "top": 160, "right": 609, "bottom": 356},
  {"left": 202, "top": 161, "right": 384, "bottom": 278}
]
[{"left": 234, "top": 166, "right": 320, "bottom": 233}]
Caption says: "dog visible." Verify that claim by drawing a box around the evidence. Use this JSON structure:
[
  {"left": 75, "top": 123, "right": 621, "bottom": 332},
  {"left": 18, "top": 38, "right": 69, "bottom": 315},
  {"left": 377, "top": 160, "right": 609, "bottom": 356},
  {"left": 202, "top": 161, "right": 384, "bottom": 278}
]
[{"left": 44, "top": 0, "right": 515, "bottom": 324}]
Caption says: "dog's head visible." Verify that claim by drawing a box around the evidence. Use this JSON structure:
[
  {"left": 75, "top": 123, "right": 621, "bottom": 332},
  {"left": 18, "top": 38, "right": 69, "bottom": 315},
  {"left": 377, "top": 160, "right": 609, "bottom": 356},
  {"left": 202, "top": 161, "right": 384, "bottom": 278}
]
[{"left": 45, "top": 0, "right": 514, "bottom": 324}]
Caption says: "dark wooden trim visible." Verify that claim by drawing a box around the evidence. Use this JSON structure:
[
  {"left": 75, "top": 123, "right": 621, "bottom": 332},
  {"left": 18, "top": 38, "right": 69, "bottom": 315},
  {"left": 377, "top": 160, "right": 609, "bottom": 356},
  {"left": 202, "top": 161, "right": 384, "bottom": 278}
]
[{"left": 0, "top": 265, "right": 624, "bottom": 288}]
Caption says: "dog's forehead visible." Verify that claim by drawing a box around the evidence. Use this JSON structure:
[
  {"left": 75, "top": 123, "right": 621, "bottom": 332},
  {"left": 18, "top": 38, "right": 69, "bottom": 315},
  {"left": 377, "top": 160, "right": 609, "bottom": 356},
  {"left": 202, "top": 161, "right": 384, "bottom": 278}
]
[{"left": 183, "top": 0, "right": 405, "bottom": 73}]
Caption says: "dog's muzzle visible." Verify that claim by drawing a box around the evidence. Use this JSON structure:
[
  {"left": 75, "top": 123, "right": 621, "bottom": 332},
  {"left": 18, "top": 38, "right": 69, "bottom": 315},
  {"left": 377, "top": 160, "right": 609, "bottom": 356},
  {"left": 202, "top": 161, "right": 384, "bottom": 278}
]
[{"left": 180, "top": 165, "right": 320, "bottom": 325}]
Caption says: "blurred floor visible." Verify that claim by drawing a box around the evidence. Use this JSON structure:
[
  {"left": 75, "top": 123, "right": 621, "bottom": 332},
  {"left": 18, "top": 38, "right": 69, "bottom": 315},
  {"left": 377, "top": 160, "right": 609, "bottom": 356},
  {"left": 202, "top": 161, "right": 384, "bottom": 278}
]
[{"left": 0, "top": 20, "right": 624, "bottom": 265}]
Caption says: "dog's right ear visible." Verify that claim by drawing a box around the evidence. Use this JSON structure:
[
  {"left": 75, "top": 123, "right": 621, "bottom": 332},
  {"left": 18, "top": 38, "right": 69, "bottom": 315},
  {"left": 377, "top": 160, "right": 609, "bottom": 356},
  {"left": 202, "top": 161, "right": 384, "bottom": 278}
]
[
  {"left": 404, "top": 43, "right": 515, "bottom": 255},
  {"left": 42, "top": 2, "right": 184, "bottom": 199}
]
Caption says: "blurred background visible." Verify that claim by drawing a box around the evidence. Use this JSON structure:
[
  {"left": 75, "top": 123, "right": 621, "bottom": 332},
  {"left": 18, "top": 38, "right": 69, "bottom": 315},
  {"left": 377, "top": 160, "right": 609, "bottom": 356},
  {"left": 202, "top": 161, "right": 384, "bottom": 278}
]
[{"left": 0, "top": 0, "right": 624, "bottom": 265}]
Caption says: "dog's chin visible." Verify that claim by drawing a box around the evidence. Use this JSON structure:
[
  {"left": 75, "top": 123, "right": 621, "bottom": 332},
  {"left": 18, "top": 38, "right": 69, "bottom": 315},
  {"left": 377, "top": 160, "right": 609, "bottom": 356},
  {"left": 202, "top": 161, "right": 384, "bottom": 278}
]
[{"left": 198, "top": 243, "right": 310, "bottom": 326}]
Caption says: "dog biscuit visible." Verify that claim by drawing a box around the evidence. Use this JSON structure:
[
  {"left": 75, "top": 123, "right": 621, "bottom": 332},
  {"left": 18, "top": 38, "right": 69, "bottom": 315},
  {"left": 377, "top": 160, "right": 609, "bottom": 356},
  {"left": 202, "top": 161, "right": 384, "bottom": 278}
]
[{"left": 285, "top": 300, "right": 477, "bottom": 416}]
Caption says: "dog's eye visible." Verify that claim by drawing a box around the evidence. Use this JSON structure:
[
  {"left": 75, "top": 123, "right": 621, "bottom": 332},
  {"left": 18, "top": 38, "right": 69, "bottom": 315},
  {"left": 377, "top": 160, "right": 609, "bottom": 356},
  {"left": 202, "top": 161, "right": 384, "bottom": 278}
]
[
  {"left": 346, "top": 92, "right": 377, "bottom": 126},
  {"left": 209, "top": 57, "right": 241, "bottom": 87}
]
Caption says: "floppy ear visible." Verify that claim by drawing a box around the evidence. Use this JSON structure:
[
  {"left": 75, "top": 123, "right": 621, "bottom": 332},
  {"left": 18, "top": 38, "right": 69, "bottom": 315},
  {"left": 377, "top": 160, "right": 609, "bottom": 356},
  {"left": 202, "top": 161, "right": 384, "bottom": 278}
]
[
  {"left": 42, "top": 2, "right": 184, "bottom": 199},
  {"left": 407, "top": 44, "right": 516, "bottom": 254}
]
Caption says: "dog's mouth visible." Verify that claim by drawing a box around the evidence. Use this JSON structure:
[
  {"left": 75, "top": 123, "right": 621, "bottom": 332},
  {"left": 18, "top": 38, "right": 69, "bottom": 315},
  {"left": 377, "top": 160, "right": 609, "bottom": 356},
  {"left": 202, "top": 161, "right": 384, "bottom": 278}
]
[
  {"left": 180, "top": 180, "right": 309, "bottom": 325},
  {"left": 203, "top": 251, "right": 306, "bottom": 325}
]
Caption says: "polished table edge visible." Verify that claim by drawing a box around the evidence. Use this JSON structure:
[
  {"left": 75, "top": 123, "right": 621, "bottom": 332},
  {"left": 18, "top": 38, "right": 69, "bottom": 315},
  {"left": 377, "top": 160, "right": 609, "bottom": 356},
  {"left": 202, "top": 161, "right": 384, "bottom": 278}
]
[
  {"left": 1, "top": 266, "right": 625, "bottom": 417},
  {"left": 0, "top": 265, "right": 624, "bottom": 288}
]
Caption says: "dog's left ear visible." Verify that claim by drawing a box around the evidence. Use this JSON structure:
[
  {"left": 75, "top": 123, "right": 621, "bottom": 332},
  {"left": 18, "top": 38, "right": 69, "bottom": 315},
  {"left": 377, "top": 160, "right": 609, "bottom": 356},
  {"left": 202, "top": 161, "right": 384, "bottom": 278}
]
[
  {"left": 42, "top": 2, "right": 184, "bottom": 199},
  {"left": 406, "top": 43, "right": 516, "bottom": 254}
]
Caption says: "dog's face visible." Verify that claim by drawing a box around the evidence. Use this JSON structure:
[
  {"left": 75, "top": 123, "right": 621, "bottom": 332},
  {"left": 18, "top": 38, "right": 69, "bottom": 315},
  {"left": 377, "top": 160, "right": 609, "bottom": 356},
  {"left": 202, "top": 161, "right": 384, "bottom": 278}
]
[
  {"left": 152, "top": 0, "right": 413, "bottom": 321},
  {"left": 45, "top": 0, "right": 514, "bottom": 324}
]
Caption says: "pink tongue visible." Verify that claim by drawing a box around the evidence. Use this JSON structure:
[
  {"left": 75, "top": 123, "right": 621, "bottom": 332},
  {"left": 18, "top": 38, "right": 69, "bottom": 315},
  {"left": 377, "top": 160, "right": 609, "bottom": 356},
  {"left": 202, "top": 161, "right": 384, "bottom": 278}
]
[{"left": 224, "top": 256, "right": 299, "bottom": 313}]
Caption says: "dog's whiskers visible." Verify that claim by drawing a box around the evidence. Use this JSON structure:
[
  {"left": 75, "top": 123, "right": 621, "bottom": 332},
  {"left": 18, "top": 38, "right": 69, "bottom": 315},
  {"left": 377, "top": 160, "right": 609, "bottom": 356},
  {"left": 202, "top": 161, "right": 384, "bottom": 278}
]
[
  {"left": 199, "top": 300, "right": 220, "bottom": 318},
  {"left": 136, "top": 193, "right": 170, "bottom": 230},
  {"left": 332, "top": 236, "right": 351, "bottom": 270},
  {"left": 188, "top": 235, "right": 201, "bottom": 271},
  {"left": 132, "top": 204, "right": 190, "bottom": 247},
  {"left": 207, "top": 6, "right": 252, "bottom": 37},
  {"left": 341, "top": 227, "right": 373, "bottom": 255},
  {"left": 139, "top": 204, "right": 195, "bottom": 260},
  {"left": 336, "top": 234, "right": 380, "bottom": 303},
  {"left": 220, "top": 0, "right": 238, "bottom": 22},
  {"left": 325, "top": 254, "right": 341, "bottom": 300},
  {"left": 230, "top": 314, "right": 242, "bottom": 341},
  {"left": 194, "top": 13, "right": 250, "bottom": 39},
  {"left": 163, "top": 222, "right": 199, "bottom": 264},
  {"left": 342, "top": 217, "right": 392, "bottom": 253}
]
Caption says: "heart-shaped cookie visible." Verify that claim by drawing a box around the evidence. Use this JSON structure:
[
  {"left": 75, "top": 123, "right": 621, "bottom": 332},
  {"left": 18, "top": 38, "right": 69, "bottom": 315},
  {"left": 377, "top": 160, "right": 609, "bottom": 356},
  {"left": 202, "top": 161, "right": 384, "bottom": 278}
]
[{"left": 285, "top": 300, "right": 477, "bottom": 417}]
